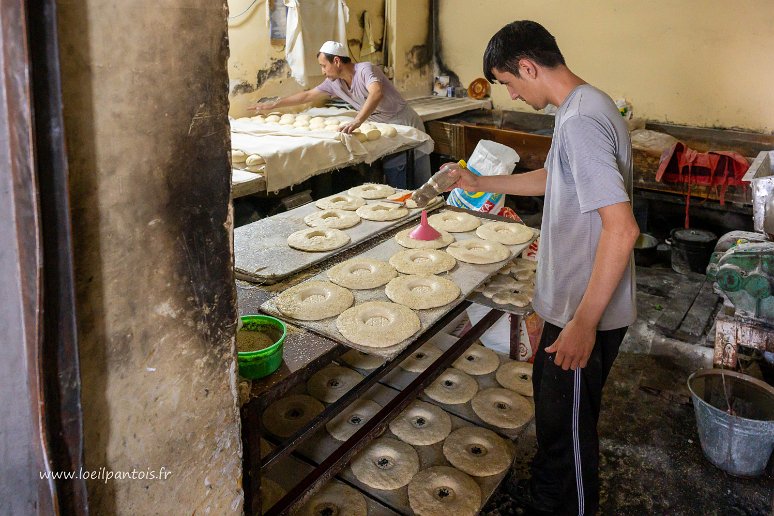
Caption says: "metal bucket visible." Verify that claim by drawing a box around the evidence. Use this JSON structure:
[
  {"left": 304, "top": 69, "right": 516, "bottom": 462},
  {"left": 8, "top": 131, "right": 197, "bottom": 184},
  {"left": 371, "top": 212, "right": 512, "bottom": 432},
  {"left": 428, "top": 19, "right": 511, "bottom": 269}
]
[{"left": 687, "top": 369, "right": 774, "bottom": 477}]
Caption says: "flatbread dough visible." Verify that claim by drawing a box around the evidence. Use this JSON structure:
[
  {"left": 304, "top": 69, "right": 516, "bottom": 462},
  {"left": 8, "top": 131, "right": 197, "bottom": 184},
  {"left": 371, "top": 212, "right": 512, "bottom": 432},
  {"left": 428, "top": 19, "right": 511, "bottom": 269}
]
[
  {"left": 428, "top": 211, "right": 481, "bottom": 233},
  {"left": 348, "top": 183, "right": 395, "bottom": 199},
  {"left": 340, "top": 349, "right": 385, "bottom": 370},
  {"left": 446, "top": 238, "right": 511, "bottom": 264},
  {"left": 424, "top": 369, "right": 478, "bottom": 405},
  {"left": 356, "top": 202, "right": 409, "bottom": 221},
  {"left": 274, "top": 280, "right": 353, "bottom": 321},
  {"left": 389, "top": 249, "right": 457, "bottom": 275},
  {"left": 327, "top": 257, "right": 397, "bottom": 290},
  {"left": 336, "top": 301, "right": 420, "bottom": 348},
  {"left": 442, "top": 426, "right": 513, "bottom": 476},
  {"left": 304, "top": 209, "right": 361, "bottom": 229},
  {"left": 452, "top": 344, "right": 500, "bottom": 375},
  {"left": 400, "top": 342, "right": 443, "bottom": 373},
  {"left": 315, "top": 194, "right": 366, "bottom": 211},
  {"left": 471, "top": 388, "right": 533, "bottom": 429},
  {"left": 287, "top": 227, "right": 350, "bottom": 252},
  {"left": 408, "top": 466, "right": 481, "bottom": 516},
  {"left": 326, "top": 399, "right": 382, "bottom": 441},
  {"left": 389, "top": 400, "right": 452, "bottom": 446},
  {"left": 476, "top": 221, "right": 534, "bottom": 245},
  {"left": 307, "top": 365, "right": 364, "bottom": 403},
  {"left": 495, "top": 361, "right": 534, "bottom": 396},
  {"left": 491, "top": 291, "right": 530, "bottom": 307},
  {"left": 262, "top": 394, "right": 324, "bottom": 438},
  {"left": 296, "top": 482, "right": 368, "bottom": 516},
  {"left": 385, "top": 274, "right": 460, "bottom": 310},
  {"left": 261, "top": 477, "right": 286, "bottom": 514},
  {"left": 350, "top": 437, "right": 420, "bottom": 490},
  {"left": 394, "top": 227, "right": 455, "bottom": 249}
]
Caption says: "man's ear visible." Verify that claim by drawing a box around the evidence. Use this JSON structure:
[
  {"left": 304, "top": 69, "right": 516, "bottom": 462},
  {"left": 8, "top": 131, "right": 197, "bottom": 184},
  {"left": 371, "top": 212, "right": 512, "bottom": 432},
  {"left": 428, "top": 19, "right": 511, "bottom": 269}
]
[
  {"left": 333, "top": 56, "right": 341, "bottom": 67},
  {"left": 520, "top": 59, "right": 538, "bottom": 79}
]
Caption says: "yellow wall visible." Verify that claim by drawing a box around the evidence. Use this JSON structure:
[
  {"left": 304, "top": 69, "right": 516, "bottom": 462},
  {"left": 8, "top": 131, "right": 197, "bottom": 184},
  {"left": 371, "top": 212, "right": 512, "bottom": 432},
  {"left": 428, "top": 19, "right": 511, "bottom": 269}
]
[
  {"left": 438, "top": 0, "right": 774, "bottom": 133},
  {"left": 227, "top": 0, "right": 430, "bottom": 117}
]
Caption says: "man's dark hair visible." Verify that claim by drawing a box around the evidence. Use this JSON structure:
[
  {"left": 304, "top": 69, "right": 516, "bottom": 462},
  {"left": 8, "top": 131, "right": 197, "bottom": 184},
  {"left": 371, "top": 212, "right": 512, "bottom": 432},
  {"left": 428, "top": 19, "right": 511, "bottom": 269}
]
[
  {"left": 318, "top": 52, "right": 352, "bottom": 64},
  {"left": 483, "top": 21, "right": 565, "bottom": 83}
]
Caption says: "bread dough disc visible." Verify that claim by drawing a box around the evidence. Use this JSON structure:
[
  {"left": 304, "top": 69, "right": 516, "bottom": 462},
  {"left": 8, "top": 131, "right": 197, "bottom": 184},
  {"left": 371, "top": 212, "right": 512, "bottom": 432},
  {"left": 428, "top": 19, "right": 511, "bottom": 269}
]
[
  {"left": 385, "top": 274, "right": 460, "bottom": 310},
  {"left": 495, "top": 361, "right": 534, "bottom": 396},
  {"left": 400, "top": 342, "right": 443, "bottom": 373},
  {"left": 275, "top": 280, "right": 353, "bottom": 321},
  {"left": 296, "top": 482, "right": 368, "bottom": 516},
  {"left": 327, "top": 257, "right": 397, "bottom": 290},
  {"left": 350, "top": 437, "right": 420, "bottom": 490},
  {"left": 315, "top": 194, "right": 366, "bottom": 211},
  {"left": 408, "top": 466, "right": 482, "bottom": 516},
  {"left": 261, "top": 477, "right": 286, "bottom": 514},
  {"left": 389, "top": 249, "right": 457, "bottom": 275},
  {"left": 326, "top": 398, "right": 382, "bottom": 441},
  {"left": 340, "top": 349, "right": 385, "bottom": 370},
  {"left": 394, "top": 227, "right": 455, "bottom": 249},
  {"left": 262, "top": 394, "right": 324, "bottom": 438},
  {"left": 307, "top": 365, "right": 364, "bottom": 403},
  {"left": 452, "top": 344, "right": 500, "bottom": 375},
  {"left": 389, "top": 400, "right": 452, "bottom": 445},
  {"left": 336, "top": 301, "right": 420, "bottom": 348},
  {"left": 287, "top": 227, "right": 350, "bottom": 252},
  {"left": 491, "top": 291, "right": 530, "bottom": 307},
  {"left": 428, "top": 211, "right": 481, "bottom": 233},
  {"left": 348, "top": 183, "right": 395, "bottom": 199},
  {"left": 304, "top": 209, "right": 361, "bottom": 229},
  {"left": 471, "top": 388, "right": 533, "bottom": 429},
  {"left": 442, "top": 426, "right": 513, "bottom": 476},
  {"left": 356, "top": 202, "right": 409, "bottom": 221},
  {"left": 446, "top": 238, "right": 511, "bottom": 264},
  {"left": 424, "top": 369, "right": 478, "bottom": 405},
  {"left": 476, "top": 221, "right": 534, "bottom": 245}
]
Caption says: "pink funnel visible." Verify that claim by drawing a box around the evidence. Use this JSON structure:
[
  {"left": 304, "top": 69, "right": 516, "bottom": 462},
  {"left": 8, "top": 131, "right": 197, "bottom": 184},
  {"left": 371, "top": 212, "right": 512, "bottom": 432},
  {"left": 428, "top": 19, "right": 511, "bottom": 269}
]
[{"left": 410, "top": 210, "right": 442, "bottom": 241}]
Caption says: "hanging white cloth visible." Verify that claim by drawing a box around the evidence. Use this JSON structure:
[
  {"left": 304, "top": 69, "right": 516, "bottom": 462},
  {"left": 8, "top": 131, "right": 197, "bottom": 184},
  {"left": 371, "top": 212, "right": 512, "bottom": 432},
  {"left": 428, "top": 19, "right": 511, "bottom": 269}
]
[{"left": 284, "top": 0, "right": 350, "bottom": 87}]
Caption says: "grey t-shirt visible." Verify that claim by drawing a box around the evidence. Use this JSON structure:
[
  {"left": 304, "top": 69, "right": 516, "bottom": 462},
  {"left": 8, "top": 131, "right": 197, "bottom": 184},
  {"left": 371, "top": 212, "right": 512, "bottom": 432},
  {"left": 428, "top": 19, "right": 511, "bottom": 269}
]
[{"left": 532, "top": 84, "right": 636, "bottom": 331}]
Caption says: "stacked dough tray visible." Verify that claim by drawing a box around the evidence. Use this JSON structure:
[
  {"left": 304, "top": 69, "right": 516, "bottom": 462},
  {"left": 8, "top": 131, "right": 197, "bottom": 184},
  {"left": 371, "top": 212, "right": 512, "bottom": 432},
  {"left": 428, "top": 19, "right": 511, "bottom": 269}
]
[
  {"left": 260, "top": 212, "right": 539, "bottom": 359},
  {"left": 234, "top": 190, "right": 443, "bottom": 283},
  {"left": 261, "top": 377, "right": 517, "bottom": 515}
]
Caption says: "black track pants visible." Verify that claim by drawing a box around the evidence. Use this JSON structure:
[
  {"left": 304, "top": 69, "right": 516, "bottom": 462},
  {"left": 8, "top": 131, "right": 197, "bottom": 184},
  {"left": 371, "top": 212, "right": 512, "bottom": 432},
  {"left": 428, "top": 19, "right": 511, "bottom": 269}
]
[{"left": 530, "top": 322, "right": 628, "bottom": 515}]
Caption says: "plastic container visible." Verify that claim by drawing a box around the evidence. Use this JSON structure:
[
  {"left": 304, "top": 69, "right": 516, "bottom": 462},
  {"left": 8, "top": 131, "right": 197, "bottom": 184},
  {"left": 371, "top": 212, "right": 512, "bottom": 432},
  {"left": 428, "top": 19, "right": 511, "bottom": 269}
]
[
  {"left": 687, "top": 369, "right": 774, "bottom": 477},
  {"left": 237, "top": 314, "right": 286, "bottom": 379}
]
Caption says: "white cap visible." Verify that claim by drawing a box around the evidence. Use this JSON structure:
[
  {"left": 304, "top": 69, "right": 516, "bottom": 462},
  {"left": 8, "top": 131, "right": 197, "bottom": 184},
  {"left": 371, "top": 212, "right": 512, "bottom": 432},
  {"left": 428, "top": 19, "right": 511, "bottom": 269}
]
[{"left": 319, "top": 41, "right": 348, "bottom": 57}]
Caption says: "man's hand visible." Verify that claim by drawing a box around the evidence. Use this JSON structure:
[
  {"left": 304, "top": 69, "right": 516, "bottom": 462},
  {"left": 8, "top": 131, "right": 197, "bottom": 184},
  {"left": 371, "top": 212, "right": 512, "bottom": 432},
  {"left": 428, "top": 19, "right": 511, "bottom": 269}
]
[
  {"left": 338, "top": 119, "right": 362, "bottom": 134},
  {"left": 441, "top": 162, "right": 480, "bottom": 191},
  {"left": 544, "top": 318, "right": 596, "bottom": 370},
  {"left": 249, "top": 100, "right": 277, "bottom": 112}
]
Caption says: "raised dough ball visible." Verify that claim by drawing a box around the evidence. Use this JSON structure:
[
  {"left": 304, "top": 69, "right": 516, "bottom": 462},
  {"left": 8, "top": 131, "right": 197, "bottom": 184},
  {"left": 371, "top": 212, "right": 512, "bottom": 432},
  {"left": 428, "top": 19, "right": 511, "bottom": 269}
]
[
  {"left": 353, "top": 131, "right": 368, "bottom": 143},
  {"left": 365, "top": 129, "right": 381, "bottom": 141},
  {"left": 280, "top": 113, "right": 295, "bottom": 122},
  {"left": 265, "top": 114, "right": 281, "bottom": 123},
  {"left": 324, "top": 117, "right": 342, "bottom": 126},
  {"left": 251, "top": 115, "right": 265, "bottom": 123},
  {"left": 295, "top": 114, "right": 311, "bottom": 122},
  {"left": 310, "top": 117, "right": 325, "bottom": 125},
  {"left": 245, "top": 164, "right": 265, "bottom": 173},
  {"left": 381, "top": 125, "right": 397, "bottom": 137},
  {"left": 360, "top": 123, "right": 375, "bottom": 132},
  {"left": 279, "top": 118, "right": 294, "bottom": 125},
  {"left": 245, "top": 154, "right": 265, "bottom": 166},
  {"left": 293, "top": 120, "right": 309, "bottom": 128},
  {"left": 235, "top": 117, "right": 251, "bottom": 122},
  {"left": 231, "top": 150, "right": 247, "bottom": 163}
]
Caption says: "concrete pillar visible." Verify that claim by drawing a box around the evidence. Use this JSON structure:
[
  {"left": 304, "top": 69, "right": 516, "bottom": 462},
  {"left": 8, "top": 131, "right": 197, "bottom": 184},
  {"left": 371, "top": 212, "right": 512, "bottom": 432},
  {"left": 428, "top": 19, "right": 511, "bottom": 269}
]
[{"left": 56, "top": 0, "right": 242, "bottom": 513}]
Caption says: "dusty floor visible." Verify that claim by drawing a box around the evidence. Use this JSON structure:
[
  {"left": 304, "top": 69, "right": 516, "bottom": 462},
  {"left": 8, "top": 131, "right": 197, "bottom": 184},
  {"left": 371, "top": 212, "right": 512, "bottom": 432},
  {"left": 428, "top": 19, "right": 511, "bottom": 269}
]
[{"left": 481, "top": 266, "right": 774, "bottom": 516}]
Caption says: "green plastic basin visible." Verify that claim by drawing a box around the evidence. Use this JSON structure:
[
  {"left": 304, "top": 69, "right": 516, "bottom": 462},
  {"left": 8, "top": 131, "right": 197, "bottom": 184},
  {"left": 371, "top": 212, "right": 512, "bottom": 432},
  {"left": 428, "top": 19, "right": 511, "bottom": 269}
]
[{"left": 237, "top": 315, "right": 286, "bottom": 379}]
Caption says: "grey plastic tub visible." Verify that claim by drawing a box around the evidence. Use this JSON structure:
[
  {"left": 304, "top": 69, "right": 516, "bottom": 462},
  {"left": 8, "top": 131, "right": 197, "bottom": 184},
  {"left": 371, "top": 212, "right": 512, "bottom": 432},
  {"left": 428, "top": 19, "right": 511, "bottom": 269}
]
[{"left": 687, "top": 369, "right": 774, "bottom": 477}]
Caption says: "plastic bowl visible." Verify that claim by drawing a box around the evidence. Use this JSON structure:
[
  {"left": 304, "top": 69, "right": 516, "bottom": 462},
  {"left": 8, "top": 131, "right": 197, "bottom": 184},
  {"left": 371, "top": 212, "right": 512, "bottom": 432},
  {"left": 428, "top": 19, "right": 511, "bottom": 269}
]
[{"left": 237, "top": 315, "right": 286, "bottom": 379}]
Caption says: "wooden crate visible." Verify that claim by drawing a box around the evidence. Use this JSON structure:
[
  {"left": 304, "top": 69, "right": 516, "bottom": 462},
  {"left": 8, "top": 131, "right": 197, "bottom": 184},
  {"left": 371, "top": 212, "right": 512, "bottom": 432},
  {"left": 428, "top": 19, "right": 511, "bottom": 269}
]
[{"left": 426, "top": 120, "right": 464, "bottom": 159}]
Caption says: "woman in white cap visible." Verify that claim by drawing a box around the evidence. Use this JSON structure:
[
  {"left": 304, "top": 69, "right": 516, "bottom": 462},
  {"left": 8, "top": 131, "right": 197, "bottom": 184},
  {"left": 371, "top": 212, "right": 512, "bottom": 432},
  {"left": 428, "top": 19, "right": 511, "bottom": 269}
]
[{"left": 251, "top": 41, "right": 430, "bottom": 189}]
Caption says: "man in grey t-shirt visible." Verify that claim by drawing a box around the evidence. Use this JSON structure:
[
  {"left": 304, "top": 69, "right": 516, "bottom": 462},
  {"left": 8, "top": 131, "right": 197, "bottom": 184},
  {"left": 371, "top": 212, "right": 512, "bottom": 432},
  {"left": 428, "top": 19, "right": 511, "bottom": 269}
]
[{"left": 446, "top": 21, "right": 639, "bottom": 515}]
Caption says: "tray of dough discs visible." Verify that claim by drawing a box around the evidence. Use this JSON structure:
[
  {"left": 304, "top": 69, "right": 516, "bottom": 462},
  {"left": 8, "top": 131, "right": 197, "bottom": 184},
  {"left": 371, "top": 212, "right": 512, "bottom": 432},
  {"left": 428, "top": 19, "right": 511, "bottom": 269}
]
[
  {"left": 259, "top": 438, "right": 399, "bottom": 515},
  {"left": 260, "top": 213, "right": 539, "bottom": 360},
  {"left": 376, "top": 333, "right": 535, "bottom": 441},
  {"left": 277, "top": 378, "right": 516, "bottom": 516},
  {"left": 234, "top": 187, "right": 444, "bottom": 284}
]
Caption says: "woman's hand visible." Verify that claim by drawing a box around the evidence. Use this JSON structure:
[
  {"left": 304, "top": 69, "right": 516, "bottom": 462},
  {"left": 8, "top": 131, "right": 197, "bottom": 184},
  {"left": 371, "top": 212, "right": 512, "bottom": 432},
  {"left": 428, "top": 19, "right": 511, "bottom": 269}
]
[{"left": 338, "top": 119, "right": 363, "bottom": 134}]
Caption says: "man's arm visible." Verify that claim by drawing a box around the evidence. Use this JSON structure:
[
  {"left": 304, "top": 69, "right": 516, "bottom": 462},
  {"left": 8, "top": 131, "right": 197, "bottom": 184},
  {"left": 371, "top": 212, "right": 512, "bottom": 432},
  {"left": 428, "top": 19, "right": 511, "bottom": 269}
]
[
  {"left": 546, "top": 201, "right": 640, "bottom": 370},
  {"left": 340, "top": 81, "right": 383, "bottom": 133},
  {"left": 250, "top": 88, "right": 330, "bottom": 112},
  {"left": 447, "top": 165, "right": 548, "bottom": 196}
]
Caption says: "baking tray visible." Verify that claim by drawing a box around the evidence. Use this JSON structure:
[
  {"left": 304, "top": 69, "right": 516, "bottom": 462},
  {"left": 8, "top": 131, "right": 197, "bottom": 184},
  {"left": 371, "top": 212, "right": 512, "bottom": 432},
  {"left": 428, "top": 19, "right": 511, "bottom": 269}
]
[
  {"left": 234, "top": 191, "right": 444, "bottom": 284},
  {"left": 290, "top": 382, "right": 517, "bottom": 516},
  {"left": 261, "top": 213, "right": 539, "bottom": 359},
  {"left": 378, "top": 333, "right": 535, "bottom": 441}
]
